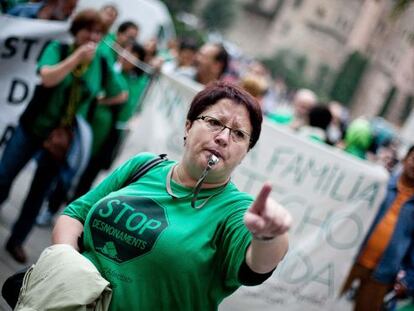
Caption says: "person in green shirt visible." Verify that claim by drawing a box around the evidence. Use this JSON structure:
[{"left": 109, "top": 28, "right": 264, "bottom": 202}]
[
  {"left": 99, "top": 20, "right": 139, "bottom": 66},
  {"left": 36, "top": 21, "right": 141, "bottom": 230},
  {"left": 343, "top": 118, "right": 373, "bottom": 159},
  {"left": 117, "top": 42, "right": 150, "bottom": 119},
  {"left": 52, "top": 81, "right": 292, "bottom": 310},
  {"left": 37, "top": 41, "right": 149, "bottom": 227},
  {"left": 0, "top": 9, "right": 125, "bottom": 263},
  {"left": 78, "top": 21, "right": 139, "bottom": 170}
]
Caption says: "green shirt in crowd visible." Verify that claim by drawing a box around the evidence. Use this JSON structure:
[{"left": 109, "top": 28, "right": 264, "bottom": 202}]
[
  {"left": 97, "top": 33, "right": 150, "bottom": 120},
  {"left": 117, "top": 71, "right": 150, "bottom": 122},
  {"left": 83, "top": 37, "right": 128, "bottom": 156},
  {"left": 63, "top": 153, "right": 254, "bottom": 310},
  {"left": 99, "top": 33, "right": 117, "bottom": 65},
  {"left": 87, "top": 39, "right": 150, "bottom": 156},
  {"left": 21, "top": 40, "right": 124, "bottom": 140},
  {"left": 77, "top": 37, "right": 128, "bottom": 156}
]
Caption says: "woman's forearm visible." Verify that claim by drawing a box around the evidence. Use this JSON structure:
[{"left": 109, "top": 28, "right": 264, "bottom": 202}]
[
  {"left": 52, "top": 215, "right": 84, "bottom": 251},
  {"left": 40, "top": 53, "right": 81, "bottom": 87},
  {"left": 245, "top": 233, "right": 289, "bottom": 274},
  {"left": 98, "top": 91, "right": 128, "bottom": 106}
]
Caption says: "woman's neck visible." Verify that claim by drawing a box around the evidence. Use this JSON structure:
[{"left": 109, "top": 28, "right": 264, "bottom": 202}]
[{"left": 173, "top": 163, "right": 228, "bottom": 189}]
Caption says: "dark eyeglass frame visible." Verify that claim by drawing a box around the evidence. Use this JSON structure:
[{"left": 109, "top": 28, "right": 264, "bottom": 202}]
[{"left": 195, "top": 115, "right": 251, "bottom": 143}]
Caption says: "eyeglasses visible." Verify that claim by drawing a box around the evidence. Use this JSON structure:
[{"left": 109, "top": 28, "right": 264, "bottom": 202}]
[{"left": 195, "top": 115, "right": 251, "bottom": 143}]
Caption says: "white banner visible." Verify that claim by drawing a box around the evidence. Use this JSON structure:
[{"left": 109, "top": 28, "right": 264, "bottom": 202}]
[
  {"left": 0, "top": 15, "right": 69, "bottom": 144},
  {"left": 124, "top": 71, "right": 389, "bottom": 311}
]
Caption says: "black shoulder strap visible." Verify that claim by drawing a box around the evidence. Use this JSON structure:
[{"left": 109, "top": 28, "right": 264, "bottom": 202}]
[
  {"left": 19, "top": 42, "right": 71, "bottom": 134},
  {"left": 59, "top": 43, "right": 70, "bottom": 60},
  {"left": 100, "top": 56, "right": 108, "bottom": 89},
  {"left": 122, "top": 154, "right": 168, "bottom": 188}
]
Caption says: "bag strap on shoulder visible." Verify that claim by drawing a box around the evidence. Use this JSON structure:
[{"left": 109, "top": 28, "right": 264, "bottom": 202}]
[
  {"left": 59, "top": 43, "right": 70, "bottom": 60},
  {"left": 122, "top": 154, "right": 168, "bottom": 188}
]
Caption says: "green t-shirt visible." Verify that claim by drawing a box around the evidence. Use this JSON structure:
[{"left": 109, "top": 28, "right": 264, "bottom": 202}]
[
  {"left": 83, "top": 104, "right": 116, "bottom": 156},
  {"left": 98, "top": 33, "right": 117, "bottom": 66},
  {"left": 266, "top": 110, "right": 294, "bottom": 125},
  {"left": 117, "top": 72, "right": 150, "bottom": 122},
  {"left": 87, "top": 68, "right": 149, "bottom": 155},
  {"left": 23, "top": 40, "right": 124, "bottom": 139},
  {"left": 84, "top": 35, "right": 132, "bottom": 155},
  {"left": 80, "top": 72, "right": 128, "bottom": 156},
  {"left": 63, "top": 153, "right": 254, "bottom": 311},
  {"left": 97, "top": 34, "right": 150, "bottom": 121}
]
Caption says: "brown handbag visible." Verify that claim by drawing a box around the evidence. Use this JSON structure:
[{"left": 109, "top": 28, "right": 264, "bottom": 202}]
[
  {"left": 42, "top": 125, "right": 73, "bottom": 162},
  {"left": 42, "top": 66, "right": 84, "bottom": 162}
]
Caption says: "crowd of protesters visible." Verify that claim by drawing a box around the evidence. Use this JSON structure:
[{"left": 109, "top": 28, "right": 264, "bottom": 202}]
[
  {"left": 158, "top": 36, "right": 403, "bottom": 173},
  {"left": 1, "top": 2, "right": 414, "bottom": 311},
  {"left": 1, "top": 2, "right": 151, "bottom": 263}
]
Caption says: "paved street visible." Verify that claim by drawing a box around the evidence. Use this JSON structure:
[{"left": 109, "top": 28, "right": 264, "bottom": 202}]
[
  {"left": 0, "top": 161, "right": 51, "bottom": 310},
  {"left": 0, "top": 117, "right": 144, "bottom": 310}
]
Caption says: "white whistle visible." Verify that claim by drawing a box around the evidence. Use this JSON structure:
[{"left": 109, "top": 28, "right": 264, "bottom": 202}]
[{"left": 208, "top": 154, "right": 219, "bottom": 167}]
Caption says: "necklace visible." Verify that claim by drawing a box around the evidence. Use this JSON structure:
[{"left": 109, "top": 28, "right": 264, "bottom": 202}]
[
  {"left": 165, "top": 164, "right": 229, "bottom": 209},
  {"left": 166, "top": 165, "right": 193, "bottom": 200}
]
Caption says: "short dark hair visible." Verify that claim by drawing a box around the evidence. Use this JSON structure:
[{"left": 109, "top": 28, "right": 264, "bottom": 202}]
[
  {"left": 179, "top": 38, "right": 198, "bottom": 52},
  {"left": 186, "top": 81, "right": 262, "bottom": 149},
  {"left": 130, "top": 42, "right": 146, "bottom": 61},
  {"left": 127, "top": 41, "right": 146, "bottom": 76},
  {"left": 405, "top": 145, "right": 414, "bottom": 159},
  {"left": 308, "top": 104, "right": 332, "bottom": 130},
  {"left": 213, "top": 43, "right": 229, "bottom": 77},
  {"left": 69, "top": 9, "right": 103, "bottom": 36},
  {"left": 117, "top": 21, "right": 138, "bottom": 34}
]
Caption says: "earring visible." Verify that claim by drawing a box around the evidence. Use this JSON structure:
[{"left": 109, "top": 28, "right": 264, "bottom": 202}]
[{"left": 183, "top": 136, "right": 187, "bottom": 145}]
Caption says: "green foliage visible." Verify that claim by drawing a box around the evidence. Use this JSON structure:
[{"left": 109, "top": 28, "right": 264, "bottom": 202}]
[
  {"left": 261, "top": 49, "right": 336, "bottom": 101},
  {"left": 400, "top": 95, "right": 413, "bottom": 123},
  {"left": 390, "top": 0, "right": 413, "bottom": 19},
  {"left": 161, "top": 0, "right": 196, "bottom": 14},
  {"left": 330, "top": 51, "right": 368, "bottom": 107},
  {"left": 312, "top": 63, "right": 334, "bottom": 101},
  {"left": 379, "top": 86, "right": 397, "bottom": 117},
  {"left": 261, "top": 49, "right": 309, "bottom": 90},
  {"left": 173, "top": 17, "right": 206, "bottom": 47},
  {"left": 201, "top": 0, "right": 237, "bottom": 31}
]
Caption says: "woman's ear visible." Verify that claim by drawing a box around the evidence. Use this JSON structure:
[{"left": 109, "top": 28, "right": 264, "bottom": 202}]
[{"left": 185, "top": 120, "right": 192, "bottom": 136}]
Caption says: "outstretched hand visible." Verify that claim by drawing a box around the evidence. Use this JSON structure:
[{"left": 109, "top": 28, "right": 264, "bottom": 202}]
[{"left": 244, "top": 182, "right": 292, "bottom": 239}]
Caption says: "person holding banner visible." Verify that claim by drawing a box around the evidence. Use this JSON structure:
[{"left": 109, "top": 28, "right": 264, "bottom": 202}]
[
  {"left": 0, "top": 9, "right": 126, "bottom": 263},
  {"left": 341, "top": 145, "right": 414, "bottom": 311},
  {"left": 52, "top": 81, "right": 292, "bottom": 310}
]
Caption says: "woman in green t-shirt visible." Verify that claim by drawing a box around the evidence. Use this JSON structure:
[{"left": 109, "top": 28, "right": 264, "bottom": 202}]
[
  {"left": 52, "top": 82, "right": 292, "bottom": 310},
  {"left": 0, "top": 9, "right": 125, "bottom": 264},
  {"left": 37, "top": 41, "right": 149, "bottom": 225}
]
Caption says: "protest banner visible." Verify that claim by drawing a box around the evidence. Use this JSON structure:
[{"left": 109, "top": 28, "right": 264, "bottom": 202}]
[
  {"left": 123, "top": 71, "right": 389, "bottom": 311},
  {"left": 0, "top": 15, "right": 69, "bottom": 147}
]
